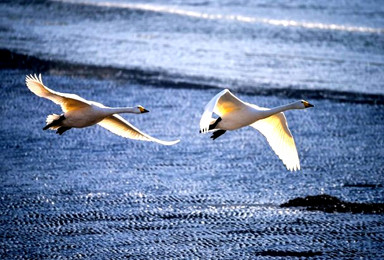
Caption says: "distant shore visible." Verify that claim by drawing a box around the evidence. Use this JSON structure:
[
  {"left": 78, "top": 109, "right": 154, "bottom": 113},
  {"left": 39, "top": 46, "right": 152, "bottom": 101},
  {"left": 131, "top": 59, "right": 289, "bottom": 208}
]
[{"left": 2, "top": 48, "right": 383, "bottom": 105}]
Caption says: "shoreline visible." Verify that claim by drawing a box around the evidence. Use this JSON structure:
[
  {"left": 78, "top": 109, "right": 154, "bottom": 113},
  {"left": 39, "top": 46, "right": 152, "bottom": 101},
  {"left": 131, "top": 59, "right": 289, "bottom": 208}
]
[{"left": 2, "top": 48, "right": 383, "bottom": 105}]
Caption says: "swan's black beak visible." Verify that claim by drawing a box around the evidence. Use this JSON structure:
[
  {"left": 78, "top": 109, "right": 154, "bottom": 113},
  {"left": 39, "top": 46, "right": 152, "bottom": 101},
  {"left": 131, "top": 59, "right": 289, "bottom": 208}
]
[
  {"left": 138, "top": 106, "right": 150, "bottom": 113},
  {"left": 304, "top": 101, "right": 314, "bottom": 108},
  {"left": 306, "top": 103, "right": 314, "bottom": 108}
]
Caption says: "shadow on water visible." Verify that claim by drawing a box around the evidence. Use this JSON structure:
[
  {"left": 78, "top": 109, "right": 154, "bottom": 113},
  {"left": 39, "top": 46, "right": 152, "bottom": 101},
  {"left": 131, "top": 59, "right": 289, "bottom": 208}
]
[
  {"left": 281, "top": 194, "right": 384, "bottom": 214},
  {"left": 255, "top": 250, "right": 322, "bottom": 257}
]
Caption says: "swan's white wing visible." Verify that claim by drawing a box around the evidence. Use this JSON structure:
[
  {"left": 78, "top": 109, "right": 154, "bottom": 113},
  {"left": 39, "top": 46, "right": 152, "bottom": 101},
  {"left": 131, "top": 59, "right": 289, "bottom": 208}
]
[
  {"left": 98, "top": 115, "right": 180, "bottom": 146},
  {"left": 250, "top": 110, "right": 300, "bottom": 171},
  {"left": 25, "top": 74, "right": 90, "bottom": 112},
  {"left": 200, "top": 89, "right": 248, "bottom": 133}
]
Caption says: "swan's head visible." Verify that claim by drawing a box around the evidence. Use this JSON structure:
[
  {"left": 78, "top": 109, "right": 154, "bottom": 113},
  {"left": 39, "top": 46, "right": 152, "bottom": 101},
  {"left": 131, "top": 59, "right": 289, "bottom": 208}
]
[
  {"left": 299, "top": 100, "right": 314, "bottom": 109},
  {"left": 137, "top": 105, "right": 149, "bottom": 113}
]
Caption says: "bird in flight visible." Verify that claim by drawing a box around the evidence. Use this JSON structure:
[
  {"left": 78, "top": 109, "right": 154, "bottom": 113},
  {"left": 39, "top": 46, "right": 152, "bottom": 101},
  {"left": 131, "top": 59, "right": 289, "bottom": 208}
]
[
  {"left": 25, "top": 74, "right": 179, "bottom": 146},
  {"left": 200, "top": 89, "right": 314, "bottom": 171}
]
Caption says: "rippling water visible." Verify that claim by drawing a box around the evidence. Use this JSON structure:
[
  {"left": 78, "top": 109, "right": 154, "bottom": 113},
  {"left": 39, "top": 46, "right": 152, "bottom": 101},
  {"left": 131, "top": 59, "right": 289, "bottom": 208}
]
[
  {"left": 1, "top": 0, "right": 384, "bottom": 259},
  {"left": 1, "top": 0, "right": 383, "bottom": 94},
  {"left": 1, "top": 70, "right": 384, "bottom": 258}
]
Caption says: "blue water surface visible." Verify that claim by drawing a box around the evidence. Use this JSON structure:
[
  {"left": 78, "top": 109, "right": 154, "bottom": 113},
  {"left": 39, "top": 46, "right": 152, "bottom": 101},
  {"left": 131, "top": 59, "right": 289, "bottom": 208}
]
[{"left": 1, "top": 0, "right": 384, "bottom": 258}]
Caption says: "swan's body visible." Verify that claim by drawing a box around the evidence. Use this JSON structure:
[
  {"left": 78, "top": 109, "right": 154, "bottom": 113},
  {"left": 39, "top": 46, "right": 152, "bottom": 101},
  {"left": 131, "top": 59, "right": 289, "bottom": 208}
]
[
  {"left": 200, "top": 89, "right": 313, "bottom": 171},
  {"left": 25, "top": 74, "right": 179, "bottom": 145}
]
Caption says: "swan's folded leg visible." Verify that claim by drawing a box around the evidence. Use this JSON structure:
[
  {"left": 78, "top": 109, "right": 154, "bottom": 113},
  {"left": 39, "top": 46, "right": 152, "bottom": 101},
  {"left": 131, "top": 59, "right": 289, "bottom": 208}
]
[{"left": 211, "top": 130, "right": 226, "bottom": 140}]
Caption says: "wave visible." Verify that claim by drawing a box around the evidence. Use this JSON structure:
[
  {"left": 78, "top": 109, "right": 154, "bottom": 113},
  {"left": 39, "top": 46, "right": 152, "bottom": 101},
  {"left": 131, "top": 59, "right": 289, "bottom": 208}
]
[
  {"left": 53, "top": 0, "right": 384, "bottom": 34},
  {"left": 2, "top": 48, "right": 383, "bottom": 105}
]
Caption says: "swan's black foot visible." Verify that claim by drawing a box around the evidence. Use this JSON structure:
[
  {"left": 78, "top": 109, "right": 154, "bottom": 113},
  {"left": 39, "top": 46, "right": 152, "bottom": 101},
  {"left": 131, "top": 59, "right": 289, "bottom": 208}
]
[
  {"left": 211, "top": 130, "right": 226, "bottom": 140},
  {"left": 56, "top": 127, "right": 72, "bottom": 135},
  {"left": 209, "top": 117, "right": 222, "bottom": 130}
]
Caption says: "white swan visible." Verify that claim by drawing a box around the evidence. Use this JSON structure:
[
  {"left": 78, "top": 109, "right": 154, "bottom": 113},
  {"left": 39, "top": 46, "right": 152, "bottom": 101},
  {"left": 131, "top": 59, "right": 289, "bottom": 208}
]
[
  {"left": 200, "top": 89, "right": 314, "bottom": 171},
  {"left": 25, "top": 74, "right": 179, "bottom": 146}
]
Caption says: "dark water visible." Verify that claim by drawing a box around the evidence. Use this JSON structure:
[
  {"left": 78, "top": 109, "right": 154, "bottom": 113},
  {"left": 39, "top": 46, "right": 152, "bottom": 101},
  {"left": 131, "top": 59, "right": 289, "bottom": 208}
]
[{"left": 1, "top": 0, "right": 384, "bottom": 259}]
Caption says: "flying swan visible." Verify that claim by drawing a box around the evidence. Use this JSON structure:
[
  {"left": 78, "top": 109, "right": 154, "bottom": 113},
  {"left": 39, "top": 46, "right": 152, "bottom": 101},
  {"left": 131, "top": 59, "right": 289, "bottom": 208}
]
[
  {"left": 200, "top": 89, "right": 314, "bottom": 171},
  {"left": 25, "top": 74, "right": 179, "bottom": 146}
]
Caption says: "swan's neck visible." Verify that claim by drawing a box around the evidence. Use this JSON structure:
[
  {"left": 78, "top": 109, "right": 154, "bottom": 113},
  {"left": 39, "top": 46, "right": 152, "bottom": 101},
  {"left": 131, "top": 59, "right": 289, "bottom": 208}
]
[
  {"left": 261, "top": 102, "right": 298, "bottom": 118},
  {"left": 104, "top": 107, "right": 139, "bottom": 114}
]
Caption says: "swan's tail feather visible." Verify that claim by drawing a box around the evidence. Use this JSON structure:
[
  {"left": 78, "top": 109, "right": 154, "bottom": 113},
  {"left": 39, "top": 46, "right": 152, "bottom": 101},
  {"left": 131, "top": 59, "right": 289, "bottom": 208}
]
[
  {"left": 43, "top": 114, "right": 62, "bottom": 130},
  {"left": 199, "top": 117, "right": 222, "bottom": 133}
]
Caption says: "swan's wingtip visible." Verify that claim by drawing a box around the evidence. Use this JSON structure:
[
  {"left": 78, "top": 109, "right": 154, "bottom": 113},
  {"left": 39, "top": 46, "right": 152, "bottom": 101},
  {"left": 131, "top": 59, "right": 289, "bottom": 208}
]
[
  {"left": 158, "top": 139, "right": 180, "bottom": 146},
  {"left": 167, "top": 139, "right": 181, "bottom": 146},
  {"left": 25, "top": 73, "right": 43, "bottom": 83},
  {"left": 25, "top": 74, "right": 33, "bottom": 82},
  {"left": 286, "top": 164, "right": 301, "bottom": 172}
]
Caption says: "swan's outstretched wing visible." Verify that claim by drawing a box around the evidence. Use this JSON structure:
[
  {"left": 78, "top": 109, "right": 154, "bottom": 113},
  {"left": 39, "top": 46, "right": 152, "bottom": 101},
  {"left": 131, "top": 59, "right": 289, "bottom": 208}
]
[
  {"left": 250, "top": 110, "right": 300, "bottom": 171},
  {"left": 98, "top": 115, "right": 180, "bottom": 145},
  {"left": 200, "top": 89, "right": 248, "bottom": 133},
  {"left": 25, "top": 74, "right": 90, "bottom": 112}
]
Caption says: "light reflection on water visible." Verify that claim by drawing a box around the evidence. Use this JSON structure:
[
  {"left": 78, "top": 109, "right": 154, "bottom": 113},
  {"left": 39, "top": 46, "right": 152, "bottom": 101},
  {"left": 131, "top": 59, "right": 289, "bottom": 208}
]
[
  {"left": 54, "top": 0, "right": 384, "bottom": 33},
  {"left": 0, "top": 0, "right": 384, "bottom": 257},
  {"left": 1, "top": 71, "right": 383, "bottom": 258},
  {"left": 0, "top": 0, "right": 383, "bottom": 94}
]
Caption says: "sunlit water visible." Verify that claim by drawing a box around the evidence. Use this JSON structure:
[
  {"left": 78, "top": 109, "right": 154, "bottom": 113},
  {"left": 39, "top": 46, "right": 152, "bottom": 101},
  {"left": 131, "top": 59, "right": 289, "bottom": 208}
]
[
  {"left": 0, "top": 0, "right": 383, "bottom": 94},
  {"left": 1, "top": 70, "right": 384, "bottom": 258},
  {"left": 1, "top": 0, "right": 384, "bottom": 258}
]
